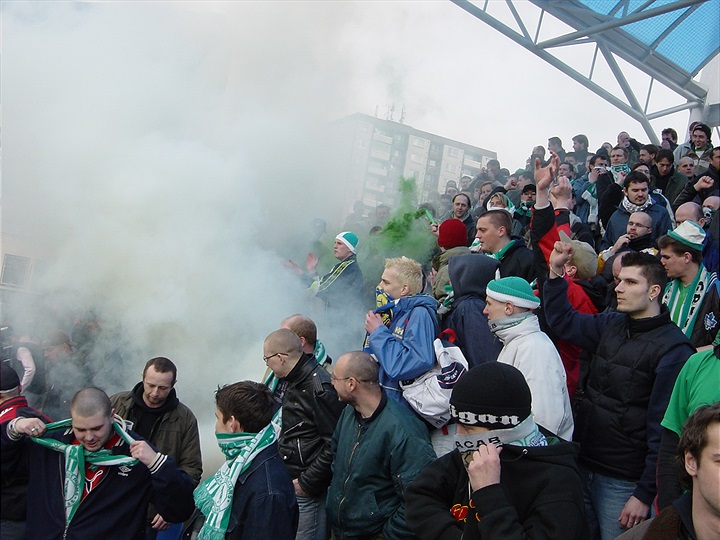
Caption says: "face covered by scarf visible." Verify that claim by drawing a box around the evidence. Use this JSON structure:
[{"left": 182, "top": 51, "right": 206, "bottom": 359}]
[{"left": 454, "top": 415, "right": 547, "bottom": 468}]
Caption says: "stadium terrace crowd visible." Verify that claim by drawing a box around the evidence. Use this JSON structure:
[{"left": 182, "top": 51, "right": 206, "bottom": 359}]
[{"left": 1, "top": 124, "right": 719, "bottom": 540}]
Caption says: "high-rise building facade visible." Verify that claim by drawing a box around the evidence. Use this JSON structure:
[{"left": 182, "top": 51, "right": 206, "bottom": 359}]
[{"left": 327, "top": 113, "right": 496, "bottom": 214}]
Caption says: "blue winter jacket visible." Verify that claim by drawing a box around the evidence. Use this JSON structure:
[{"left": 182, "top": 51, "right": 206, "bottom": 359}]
[{"left": 367, "top": 294, "right": 439, "bottom": 408}]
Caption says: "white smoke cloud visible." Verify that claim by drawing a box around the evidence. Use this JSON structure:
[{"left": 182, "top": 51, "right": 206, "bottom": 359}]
[{"left": 2, "top": 1, "right": 380, "bottom": 467}]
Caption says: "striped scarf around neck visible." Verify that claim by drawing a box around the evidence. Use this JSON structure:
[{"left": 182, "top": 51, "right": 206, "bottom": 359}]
[
  {"left": 663, "top": 265, "right": 716, "bottom": 338},
  {"left": 194, "top": 424, "right": 277, "bottom": 540},
  {"left": 30, "top": 416, "right": 138, "bottom": 527}
]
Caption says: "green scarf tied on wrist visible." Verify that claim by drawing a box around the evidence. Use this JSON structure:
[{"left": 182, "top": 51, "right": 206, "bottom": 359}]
[
  {"left": 194, "top": 424, "right": 277, "bottom": 540},
  {"left": 30, "top": 417, "right": 138, "bottom": 527}
]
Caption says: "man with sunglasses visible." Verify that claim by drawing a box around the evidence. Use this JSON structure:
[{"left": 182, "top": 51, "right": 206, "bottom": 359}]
[{"left": 263, "top": 329, "right": 343, "bottom": 540}]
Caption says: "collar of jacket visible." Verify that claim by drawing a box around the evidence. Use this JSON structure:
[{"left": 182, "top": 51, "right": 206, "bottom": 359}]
[
  {"left": 283, "top": 352, "right": 317, "bottom": 384},
  {"left": 493, "top": 313, "right": 541, "bottom": 343},
  {"left": 626, "top": 306, "right": 672, "bottom": 337}
]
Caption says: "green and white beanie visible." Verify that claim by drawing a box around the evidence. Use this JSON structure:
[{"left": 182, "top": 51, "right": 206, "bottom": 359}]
[
  {"left": 486, "top": 276, "right": 540, "bottom": 309},
  {"left": 336, "top": 231, "right": 359, "bottom": 253},
  {"left": 667, "top": 220, "right": 705, "bottom": 252}
]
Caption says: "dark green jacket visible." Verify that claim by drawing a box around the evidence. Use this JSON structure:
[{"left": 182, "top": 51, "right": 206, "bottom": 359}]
[
  {"left": 111, "top": 385, "right": 202, "bottom": 486},
  {"left": 327, "top": 392, "right": 436, "bottom": 540}
]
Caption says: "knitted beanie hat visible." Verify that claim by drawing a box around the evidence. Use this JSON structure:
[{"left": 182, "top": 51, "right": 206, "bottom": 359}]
[
  {"left": 450, "top": 362, "right": 532, "bottom": 428},
  {"left": 667, "top": 220, "right": 705, "bottom": 252},
  {"left": 486, "top": 276, "right": 540, "bottom": 309},
  {"left": 336, "top": 231, "right": 359, "bottom": 254},
  {"left": 438, "top": 219, "right": 468, "bottom": 249}
]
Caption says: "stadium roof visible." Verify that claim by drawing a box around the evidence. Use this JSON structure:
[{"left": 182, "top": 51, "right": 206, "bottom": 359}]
[{"left": 451, "top": 0, "right": 720, "bottom": 143}]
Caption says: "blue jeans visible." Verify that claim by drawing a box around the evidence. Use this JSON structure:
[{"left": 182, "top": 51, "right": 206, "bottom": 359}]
[
  {"left": 146, "top": 522, "right": 183, "bottom": 540},
  {"left": 297, "top": 493, "right": 328, "bottom": 540},
  {"left": 580, "top": 466, "right": 637, "bottom": 540}
]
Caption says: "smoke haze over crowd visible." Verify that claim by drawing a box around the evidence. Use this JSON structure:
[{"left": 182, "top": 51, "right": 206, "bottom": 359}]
[{"left": 1, "top": 1, "right": 707, "bottom": 468}]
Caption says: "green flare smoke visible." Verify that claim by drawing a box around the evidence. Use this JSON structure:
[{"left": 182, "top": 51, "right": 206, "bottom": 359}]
[{"left": 363, "top": 177, "right": 437, "bottom": 266}]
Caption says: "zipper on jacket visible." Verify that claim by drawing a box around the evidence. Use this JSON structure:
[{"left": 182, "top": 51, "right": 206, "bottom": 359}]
[
  {"left": 284, "top": 420, "right": 305, "bottom": 436},
  {"left": 336, "top": 422, "right": 363, "bottom": 528},
  {"left": 296, "top": 438, "right": 305, "bottom": 466}
]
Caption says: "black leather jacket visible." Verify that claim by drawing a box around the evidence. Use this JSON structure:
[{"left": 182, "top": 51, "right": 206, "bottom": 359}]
[{"left": 279, "top": 353, "right": 345, "bottom": 496}]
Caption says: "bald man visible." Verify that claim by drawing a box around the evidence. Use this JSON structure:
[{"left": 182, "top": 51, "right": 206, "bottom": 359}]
[
  {"left": 326, "top": 351, "right": 435, "bottom": 540},
  {"left": 1, "top": 387, "right": 194, "bottom": 539},
  {"left": 263, "top": 329, "right": 343, "bottom": 540}
]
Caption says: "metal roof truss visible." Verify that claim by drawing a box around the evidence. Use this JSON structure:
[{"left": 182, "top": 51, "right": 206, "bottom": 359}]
[{"left": 451, "top": 0, "right": 716, "bottom": 144}]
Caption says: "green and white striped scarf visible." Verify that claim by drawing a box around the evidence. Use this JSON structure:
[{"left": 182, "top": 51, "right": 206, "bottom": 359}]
[
  {"left": 663, "top": 265, "right": 716, "bottom": 338},
  {"left": 194, "top": 424, "right": 277, "bottom": 540},
  {"left": 30, "top": 417, "right": 138, "bottom": 527}
]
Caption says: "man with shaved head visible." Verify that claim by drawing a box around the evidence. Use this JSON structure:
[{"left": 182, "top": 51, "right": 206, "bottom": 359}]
[
  {"left": 1, "top": 387, "right": 194, "bottom": 539},
  {"left": 326, "top": 351, "right": 435, "bottom": 540},
  {"left": 263, "top": 328, "right": 343, "bottom": 540}
]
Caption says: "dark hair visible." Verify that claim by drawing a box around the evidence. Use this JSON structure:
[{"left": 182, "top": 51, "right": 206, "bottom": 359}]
[
  {"left": 632, "top": 162, "right": 650, "bottom": 172},
  {"left": 565, "top": 152, "right": 577, "bottom": 162},
  {"left": 621, "top": 251, "right": 667, "bottom": 292},
  {"left": 657, "top": 235, "right": 703, "bottom": 264},
  {"left": 640, "top": 144, "right": 658, "bottom": 157},
  {"left": 215, "top": 381, "right": 274, "bottom": 433},
  {"left": 572, "top": 134, "right": 589, "bottom": 147},
  {"left": 589, "top": 154, "right": 607, "bottom": 167},
  {"left": 144, "top": 356, "right": 177, "bottom": 385},
  {"left": 548, "top": 136, "right": 562, "bottom": 147},
  {"left": 661, "top": 128, "right": 678, "bottom": 141},
  {"left": 478, "top": 209, "right": 513, "bottom": 233},
  {"left": 656, "top": 148, "right": 675, "bottom": 165},
  {"left": 623, "top": 171, "right": 649, "bottom": 190},
  {"left": 678, "top": 403, "right": 720, "bottom": 490},
  {"left": 560, "top": 162, "right": 575, "bottom": 174},
  {"left": 713, "top": 146, "right": 720, "bottom": 158},
  {"left": 452, "top": 192, "right": 471, "bottom": 207},
  {"left": 692, "top": 123, "right": 712, "bottom": 141}
]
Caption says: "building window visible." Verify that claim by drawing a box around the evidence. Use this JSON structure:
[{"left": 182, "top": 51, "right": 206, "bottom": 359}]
[
  {"left": 1, "top": 255, "right": 31, "bottom": 287},
  {"left": 447, "top": 147, "right": 461, "bottom": 158}
]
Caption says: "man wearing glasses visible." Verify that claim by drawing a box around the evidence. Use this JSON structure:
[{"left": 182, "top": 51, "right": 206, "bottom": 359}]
[
  {"left": 326, "top": 351, "right": 435, "bottom": 540},
  {"left": 263, "top": 329, "right": 343, "bottom": 540},
  {"left": 599, "top": 211, "right": 656, "bottom": 276}
]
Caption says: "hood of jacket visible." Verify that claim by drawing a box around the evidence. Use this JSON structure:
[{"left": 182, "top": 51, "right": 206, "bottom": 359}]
[
  {"left": 448, "top": 253, "right": 500, "bottom": 299},
  {"left": 433, "top": 245, "right": 471, "bottom": 269}
]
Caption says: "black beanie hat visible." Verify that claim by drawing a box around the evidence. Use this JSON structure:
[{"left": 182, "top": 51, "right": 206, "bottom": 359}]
[
  {"left": 1, "top": 362, "right": 21, "bottom": 393},
  {"left": 450, "top": 362, "right": 531, "bottom": 428}
]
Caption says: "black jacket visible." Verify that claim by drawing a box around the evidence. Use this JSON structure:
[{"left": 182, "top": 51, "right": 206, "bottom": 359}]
[
  {"left": 543, "top": 277, "right": 695, "bottom": 505},
  {"left": 443, "top": 254, "right": 502, "bottom": 369},
  {"left": 278, "top": 353, "right": 344, "bottom": 496},
  {"left": 498, "top": 238, "right": 535, "bottom": 283},
  {"left": 406, "top": 433, "right": 587, "bottom": 540}
]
